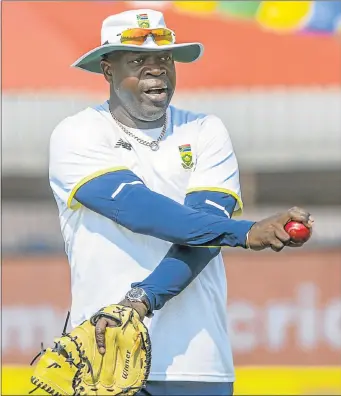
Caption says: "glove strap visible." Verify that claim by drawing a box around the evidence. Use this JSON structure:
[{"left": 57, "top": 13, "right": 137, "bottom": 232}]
[{"left": 90, "top": 307, "right": 125, "bottom": 326}]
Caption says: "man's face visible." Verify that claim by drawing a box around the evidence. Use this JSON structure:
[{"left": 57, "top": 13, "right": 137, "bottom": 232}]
[{"left": 101, "top": 50, "right": 176, "bottom": 122}]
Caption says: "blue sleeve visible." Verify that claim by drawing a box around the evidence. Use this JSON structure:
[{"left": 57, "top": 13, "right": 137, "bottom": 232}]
[
  {"left": 132, "top": 191, "right": 238, "bottom": 311},
  {"left": 74, "top": 170, "right": 255, "bottom": 248}
]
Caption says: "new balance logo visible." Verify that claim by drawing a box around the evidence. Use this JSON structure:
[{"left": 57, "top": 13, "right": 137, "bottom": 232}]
[{"left": 115, "top": 139, "right": 132, "bottom": 151}]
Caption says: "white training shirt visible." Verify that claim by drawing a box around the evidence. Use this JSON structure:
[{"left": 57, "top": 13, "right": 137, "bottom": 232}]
[{"left": 49, "top": 101, "right": 243, "bottom": 383}]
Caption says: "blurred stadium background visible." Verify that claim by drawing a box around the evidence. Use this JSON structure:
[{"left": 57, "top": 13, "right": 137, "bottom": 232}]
[{"left": 2, "top": 1, "right": 341, "bottom": 395}]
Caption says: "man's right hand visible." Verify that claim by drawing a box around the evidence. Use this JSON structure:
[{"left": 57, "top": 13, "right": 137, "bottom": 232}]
[{"left": 247, "top": 206, "right": 314, "bottom": 252}]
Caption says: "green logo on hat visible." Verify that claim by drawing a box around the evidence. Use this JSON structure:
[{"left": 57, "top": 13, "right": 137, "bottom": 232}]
[{"left": 137, "top": 13, "right": 150, "bottom": 28}]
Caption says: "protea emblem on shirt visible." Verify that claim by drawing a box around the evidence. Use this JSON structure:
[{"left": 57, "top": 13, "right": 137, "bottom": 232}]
[{"left": 179, "top": 144, "right": 194, "bottom": 170}]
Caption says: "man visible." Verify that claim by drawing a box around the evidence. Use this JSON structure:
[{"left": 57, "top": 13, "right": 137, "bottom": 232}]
[{"left": 49, "top": 9, "right": 314, "bottom": 396}]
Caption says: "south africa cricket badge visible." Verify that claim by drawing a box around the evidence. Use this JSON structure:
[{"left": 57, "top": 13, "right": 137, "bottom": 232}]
[
  {"left": 137, "top": 13, "right": 150, "bottom": 28},
  {"left": 179, "top": 144, "right": 194, "bottom": 170}
]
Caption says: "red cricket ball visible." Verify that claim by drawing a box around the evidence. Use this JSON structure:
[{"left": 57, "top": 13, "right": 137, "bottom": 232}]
[{"left": 284, "top": 221, "right": 312, "bottom": 243}]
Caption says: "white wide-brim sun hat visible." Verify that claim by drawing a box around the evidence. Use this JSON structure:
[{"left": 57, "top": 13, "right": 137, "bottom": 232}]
[{"left": 71, "top": 9, "right": 204, "bottom": 74}]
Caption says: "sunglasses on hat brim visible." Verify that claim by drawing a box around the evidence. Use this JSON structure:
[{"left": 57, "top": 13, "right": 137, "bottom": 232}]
[{"left": 118, "top": 28, "right": 176, "bottom": 46}]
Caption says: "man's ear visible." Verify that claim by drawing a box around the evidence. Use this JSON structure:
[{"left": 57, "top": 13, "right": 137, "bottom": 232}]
[{"left": 100, "top": 60, "right": 113, "bottom": 83}]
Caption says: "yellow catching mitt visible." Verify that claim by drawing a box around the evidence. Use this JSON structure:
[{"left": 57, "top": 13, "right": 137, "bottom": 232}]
[{"left": 29, "top": 304, "right": 151, "bottom": 396}]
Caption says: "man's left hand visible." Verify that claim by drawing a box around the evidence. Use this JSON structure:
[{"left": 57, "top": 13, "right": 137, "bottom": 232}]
[{"left": 95, "top": 299, "right": 148, "bottom": 355}]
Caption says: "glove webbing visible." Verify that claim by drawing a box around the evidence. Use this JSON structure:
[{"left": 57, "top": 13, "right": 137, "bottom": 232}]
[{"left": 29, "top": 312, "right": 97, "bottom": 396}]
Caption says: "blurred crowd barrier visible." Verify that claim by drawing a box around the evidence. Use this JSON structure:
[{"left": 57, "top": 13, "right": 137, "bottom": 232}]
[
  {"left": 2, "top": 250, "right": 341, "bottom": 394},
  {"left": 3, "top": 251, "right": 341, "bottom": 366},
  {"left": 2, "top": 2, "right": 341, "bottom": 395}
]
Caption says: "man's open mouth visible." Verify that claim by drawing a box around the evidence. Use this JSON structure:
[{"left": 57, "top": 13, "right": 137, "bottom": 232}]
[
  {"left": 142, "top": 87, "right": 168, "bottom": 102},
  {"left": 145, "top": 87, "right": 167, "bottom": 94}
]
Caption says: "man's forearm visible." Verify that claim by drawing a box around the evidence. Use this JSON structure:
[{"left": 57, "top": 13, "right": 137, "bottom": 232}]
[
  {"left": 74, "top": 170, "right": 255, "bottom": 248},
  {"left": 132, "top": 244, "right": 220, "bottom": 311},
  {"left": 131, "top": 193, "right": 236, "bottom": 312}
]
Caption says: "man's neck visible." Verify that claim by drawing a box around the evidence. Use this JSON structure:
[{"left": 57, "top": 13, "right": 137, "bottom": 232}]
[{"left": 108, "top": 101, "right": 165, "bottom": 130}]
